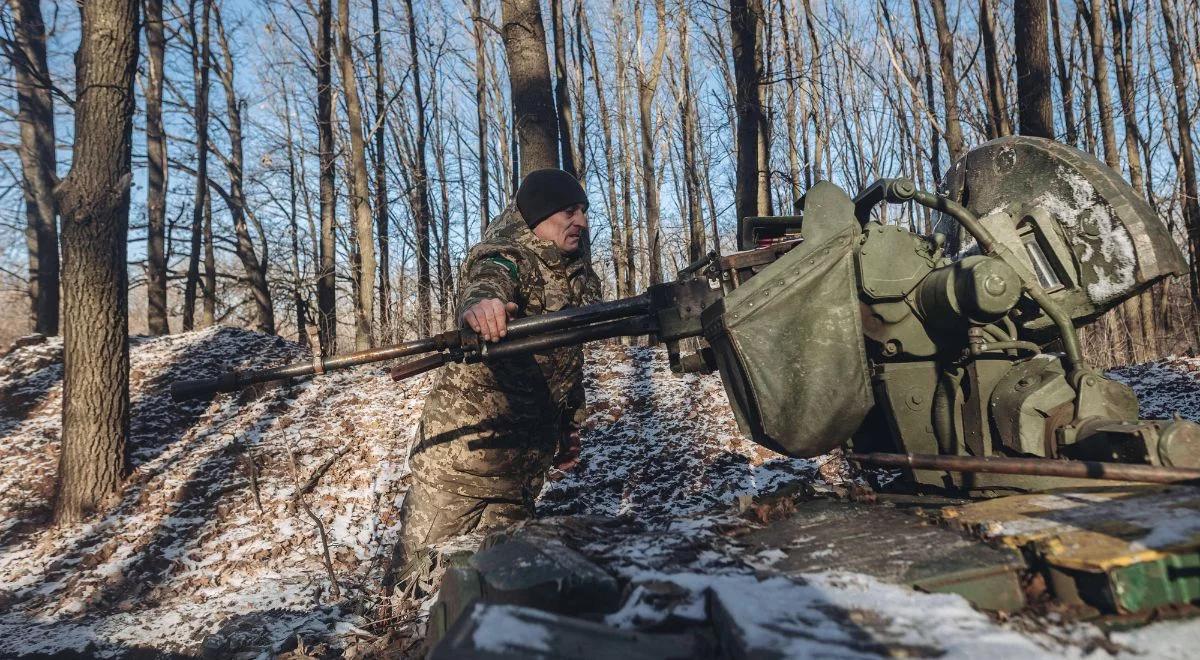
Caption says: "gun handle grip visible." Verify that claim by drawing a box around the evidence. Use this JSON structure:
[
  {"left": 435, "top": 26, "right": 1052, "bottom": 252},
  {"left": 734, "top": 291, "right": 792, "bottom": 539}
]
[{"left": 390, "top": 354, "right": 448, "bottom": 382}]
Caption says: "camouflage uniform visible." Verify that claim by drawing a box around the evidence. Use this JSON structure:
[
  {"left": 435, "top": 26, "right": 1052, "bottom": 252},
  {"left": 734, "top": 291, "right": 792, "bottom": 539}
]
[{"left": 398, "top": 204, "right": 601, "bottom": 559}]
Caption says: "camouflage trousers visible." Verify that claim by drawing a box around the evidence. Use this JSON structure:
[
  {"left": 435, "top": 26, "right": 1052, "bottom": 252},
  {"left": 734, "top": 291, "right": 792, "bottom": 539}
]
[{"left": 396, "top": 474, "right": 539, "bottom": 562}]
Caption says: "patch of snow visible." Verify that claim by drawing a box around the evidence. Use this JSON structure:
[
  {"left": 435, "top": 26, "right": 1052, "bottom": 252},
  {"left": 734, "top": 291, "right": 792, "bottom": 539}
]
[{"left": 470, "top": 603, "right": 554, "bottom": 653}]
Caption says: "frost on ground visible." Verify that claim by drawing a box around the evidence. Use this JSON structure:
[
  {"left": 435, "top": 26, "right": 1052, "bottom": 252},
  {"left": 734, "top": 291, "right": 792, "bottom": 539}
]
[
  {"left": 0, "top": 330, "right": 1198, "bottom": 658},
  {"left": 0, "top": 328, "right": 425, "bottom": 658}
]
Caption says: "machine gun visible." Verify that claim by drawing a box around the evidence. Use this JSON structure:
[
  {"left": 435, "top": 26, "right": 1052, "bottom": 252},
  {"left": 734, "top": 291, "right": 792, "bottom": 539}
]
[{"left": 172, "top": 137, "right": 1200, "bottom": 493}]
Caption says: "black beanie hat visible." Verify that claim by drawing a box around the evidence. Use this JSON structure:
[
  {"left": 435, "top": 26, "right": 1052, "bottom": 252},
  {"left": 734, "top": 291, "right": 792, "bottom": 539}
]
[{"left": 516, "top": 169, "right": 589, "bottom": 229}]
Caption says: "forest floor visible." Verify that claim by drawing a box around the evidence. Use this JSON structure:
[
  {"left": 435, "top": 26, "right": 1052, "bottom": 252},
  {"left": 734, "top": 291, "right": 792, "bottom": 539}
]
[{"left": 0, "top": 328, "right": 1198, "bottom": 658}]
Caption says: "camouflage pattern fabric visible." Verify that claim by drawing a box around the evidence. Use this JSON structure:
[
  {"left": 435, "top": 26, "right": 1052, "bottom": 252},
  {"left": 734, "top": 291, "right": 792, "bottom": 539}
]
[
  {"left": 399, "top": 204, "right": 601, "bottom": 556},
  {"left": 397, "top": 475, "right": 532, "bottom": 560}
]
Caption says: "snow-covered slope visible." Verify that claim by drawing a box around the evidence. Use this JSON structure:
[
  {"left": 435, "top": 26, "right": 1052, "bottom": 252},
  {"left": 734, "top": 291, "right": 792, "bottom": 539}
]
[
  {"left": 0, "top": 329, "right": 1198, "bottom": 657},
  {"left": 0, "top": 328, "right": 424, "bottom": 657}
]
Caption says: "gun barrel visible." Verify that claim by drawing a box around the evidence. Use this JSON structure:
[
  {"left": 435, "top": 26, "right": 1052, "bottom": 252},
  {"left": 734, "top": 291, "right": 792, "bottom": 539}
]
[
  {"left": 170, "top": 332, "right": 455, "bottom": 401},
  {"left": 483, "top": 314, "right": 657, "bottom": 360},
  {"left": 170, "top": 294, "right": 657, "bottom": 401},
  {"left": 501, "top": 293, "right": 651, "bottom": 338},
  {"left": 849, "top": 452, "right": 1200, "bottom": 485}
]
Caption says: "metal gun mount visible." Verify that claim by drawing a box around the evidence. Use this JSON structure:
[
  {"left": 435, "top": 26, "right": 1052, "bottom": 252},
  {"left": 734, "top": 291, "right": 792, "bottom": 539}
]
[{"left": 172, "top": 137, "right": 1200, "bottom": 493}]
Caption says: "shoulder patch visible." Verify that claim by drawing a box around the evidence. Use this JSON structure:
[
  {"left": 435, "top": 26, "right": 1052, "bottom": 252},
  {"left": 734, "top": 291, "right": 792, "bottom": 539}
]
[{"left": 484, "top": 256, "right": 519, "bottom": 282}]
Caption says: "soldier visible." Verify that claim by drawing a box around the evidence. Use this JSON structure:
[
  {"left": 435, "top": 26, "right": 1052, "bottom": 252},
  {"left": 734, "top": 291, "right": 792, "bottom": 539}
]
[{"left": 396, "top": 169, "right": 602, "bottom": 568}]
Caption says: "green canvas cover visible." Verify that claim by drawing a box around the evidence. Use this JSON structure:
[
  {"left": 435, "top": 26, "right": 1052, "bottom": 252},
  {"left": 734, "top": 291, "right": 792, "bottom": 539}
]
[{"left": 702, "top": 225, "right": 872, "bottom": 457}]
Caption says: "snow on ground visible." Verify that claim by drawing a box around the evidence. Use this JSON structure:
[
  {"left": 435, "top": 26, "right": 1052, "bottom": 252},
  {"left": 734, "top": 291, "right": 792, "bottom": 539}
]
[
  {"left": 1110, "top": 355, "right": 1200, "bottom": 421},
  {"left": 0, "top": 328, "right": 427, "bottom": 657},
  {"left": 0, "top": 331, "right": 1198, "bottom": 658},
  {"left": 538, "top": 344, "right": 818, "bottom": 519}
]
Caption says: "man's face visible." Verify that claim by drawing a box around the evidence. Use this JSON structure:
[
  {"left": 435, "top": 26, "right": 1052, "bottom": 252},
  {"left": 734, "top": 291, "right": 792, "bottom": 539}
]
[{"left": 533, "top": 204, "right": 588, "bottom": 254}]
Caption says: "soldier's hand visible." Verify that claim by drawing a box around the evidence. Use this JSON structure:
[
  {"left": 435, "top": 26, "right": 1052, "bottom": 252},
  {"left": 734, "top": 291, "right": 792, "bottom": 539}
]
[{"left": 463, "top": 298, "right": 519, "bottom": 342}]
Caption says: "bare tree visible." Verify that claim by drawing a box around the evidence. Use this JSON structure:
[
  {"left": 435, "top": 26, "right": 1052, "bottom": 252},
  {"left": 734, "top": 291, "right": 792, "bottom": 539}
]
[
  {"left": 501, "top": 0, "right": 560, "bottom": 174},
  {"left": 572, "top": 0, "right": 587, "bottom": 179},
  {"left": 731, "top": 0, "right": 764, "bottom": 225},
  {"left": 930, "top": 0, "right": 965, "bottom": 162},
  {"left": 550, "top": 0, "right": 578, "bottom": 177},
  {"left": 316, "top": 0, "right": 338, "bottom": 355},
  {"left": 1105, "top": 0, "right": 1155, "bottom": 358},
  {"left": 212, "top": 2, "right": 274, "bottom": 334},
  {"left": 404, "top": 0, "right": 433, "bottom": 335},
  {"left": 337, "top": 0, "right": 375, "bottom": 348},
  {"left": 281, "top": 85, "right": 311, "bottom": 351},
  {"left": 53, "top": 0, "right": 139, "bottom": 523},
  {"left": 202, "top": 181, "right": 215, "bottom": 326},
  {"left": 1159, "top": 0, "right": 1200, "bottom": 312},
  {"left": 980, "top": 0, "right": 1013, "bottom": 138},
  {"left": 675, "top": 5, "right": 705, "bottom": 263},
  {"left": 144, "top": 0, "right": 168, "bottom": 335},
  {"left": 635, "top": 0, "right": 668, "bottom": 285},
  {"left": 1015, "top": 0, "right": 1054, "bottom": 137},
  {"left": 470, "top": 0, "right": 490, "bottom": 231},
  {"left": 1048, "top": 0, "right": 1078, "bottom": 144},
  {"left": 182, "top": 0, "right": 211, "bottom": 332},
  {"left": 1105, "top": 0, "right": 1144, "bottom": 192},
  {"left": 1080, "top": 0, "right": 1120, "bottom": 167},
  {"left": 7, "top": 0, "right": 60, "bottom": 337},
  {"left": 371, "top": 0, "right": 391, "bottom": 342},
  {"left": 583, "top": 5, "right": 625, "bottom": 294},
  {"left": 612, "top": 3, "right": 636, "bottom": 295}
]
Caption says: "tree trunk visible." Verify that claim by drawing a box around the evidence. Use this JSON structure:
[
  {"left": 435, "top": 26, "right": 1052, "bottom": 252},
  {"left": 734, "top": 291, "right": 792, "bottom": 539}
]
[
  {"left": 930, "top": 0, "right": 965, "bottom": 162},
  {"left": 613, "top": 7, "right": 635, "bottom": 295},
  {"left": 779, "top": 2, "right": 801, "bottom": 207},
  {"left": 53, "top": 0, "right": 139, "bottom": 524},
  {"left": 183, "top": 0, "right": 210, "bottom": 332},
  {"left": 1015, "top": 0, "right": 1054, "bottom": 138},
  {"left": 10, "top": 0, "right": 60, "bottom": 337},
  {"left": 1076, "top": 9, "right": 1097, "bottom": 153},
  {"left": 1105, "top": 0, "right": 1144, "bottom": 192},
  {"left": 371, "top": 0, "right": 391, "bottom": 343},
  {"left": 202, "top": 185, "right": 215, "bottom": 326},
  {"left": 800, "top": 0, "right": 826, "bottom": 182},
  {"left": 1048, "top": 0, "right": 1078, "bottom": 144},
  {"left": 910, "top": 0, "right": 943, "bottom": 183},
  {"left": 584, "top": 6, "right": 624, "bottom": 295},
  {"left": 431, "top": 75, "right": 454, "bottom": 331},
  {"left": 1080, "top": 0, "right": 1120, "bottom": 167},
  {"left": 637, "top": 0, "right": 668, "bottom": 285},
  {"left": 756, "top": 0, "right": 772, "bottom": 215},
  {"left": 501, "top": 0, "right": 559, "bottom": 175},
  {"left": 550, "top": 0, "right": 577, "bottom": 178},
  {"left": 142, "top": 0, "right": 167, "bottom": 335},
  {"left": 337, "top": 0, "right": 376, "bottom": 349},
  {"left": 1159, "top": 0, "right": 1200, "bottom": 316},
  {"left": 214, "top": 4, "right": 274, "bottom": 334},
  {"left": 316, "top": 0, "right": 338, "bottom": 355},
  {"left": 282, "top": 85, "right": 311, "bottom": 351},
  {"left": 731, "top": 0, "right": 764, "bottom": 227},
  {"left": 1104, "top": 0, "right": 1153, "bottom": 359},
  {"left": 471, "top": 0, "right": 490, "bottom": 231},
  {"left": 404, "top": 0, "right": 433, "bottom": 335},
  {"left": 573, "top": 0, "right": 587, "bottom": 180},
  {"left": 678, "top": 10, "right": 705, "bottom": 263},
  {"left": 980, "top": 0, "right": 1013, "bottom": 139}
]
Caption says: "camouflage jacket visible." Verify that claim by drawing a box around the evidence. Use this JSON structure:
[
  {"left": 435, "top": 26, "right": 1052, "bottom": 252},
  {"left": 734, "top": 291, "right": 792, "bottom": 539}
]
[{"left": 410, "top": 204, "right": 602, "bottom": 497}]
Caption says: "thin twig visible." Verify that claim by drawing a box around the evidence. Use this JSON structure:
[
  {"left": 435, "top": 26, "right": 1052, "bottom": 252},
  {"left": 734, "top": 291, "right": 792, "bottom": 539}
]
[{"left": 286, "top": 445, "right": 347, "bottom": 601}]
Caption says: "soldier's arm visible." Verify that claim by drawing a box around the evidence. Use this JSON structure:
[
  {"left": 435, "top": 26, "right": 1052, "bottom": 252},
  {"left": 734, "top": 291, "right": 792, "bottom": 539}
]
[{"left": 458, "top": 255, "right": 521, "bottom": 341}]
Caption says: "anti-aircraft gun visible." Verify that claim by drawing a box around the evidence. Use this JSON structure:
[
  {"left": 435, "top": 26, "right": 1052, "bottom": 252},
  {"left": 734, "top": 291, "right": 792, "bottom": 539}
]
[{"left": 172, "top": 137, "right": 1200, "bottom": 493}]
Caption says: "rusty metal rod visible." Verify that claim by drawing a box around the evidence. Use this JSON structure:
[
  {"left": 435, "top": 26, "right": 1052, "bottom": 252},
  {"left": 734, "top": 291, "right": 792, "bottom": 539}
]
[
  {"left": 848, "top": 452, "right": 1200, "bottom": 484},
  {"left": 170, "top": 295, "right": 655, "bottom": 400}
]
